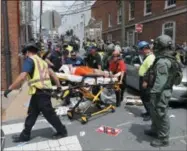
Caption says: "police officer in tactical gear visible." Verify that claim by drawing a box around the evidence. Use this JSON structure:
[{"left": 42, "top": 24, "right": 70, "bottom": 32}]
[
  {"left": 4, "top": 43, "right": 68, "bottom": 142},
  {"left": 144, "top": 35, "right": 176, "bottom": 147}
]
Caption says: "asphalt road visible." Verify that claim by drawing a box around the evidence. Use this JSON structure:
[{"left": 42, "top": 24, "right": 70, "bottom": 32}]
[{"left": 2, "top": 87, "right": 187, "bottom": 151}]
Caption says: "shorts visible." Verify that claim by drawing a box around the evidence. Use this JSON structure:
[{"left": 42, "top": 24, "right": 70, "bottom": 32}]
[{"left": 74, "top": 66, "right": 94, "bottom": 76}]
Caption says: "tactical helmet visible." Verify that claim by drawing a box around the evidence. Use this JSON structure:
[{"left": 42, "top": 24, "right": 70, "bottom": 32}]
[
  {"left": 138, "top": 41, "right": 150, "bottom": 50},
  {"left": 21, "top": 43, "right": 39, "bottom": 55},
  {"left": 153, "top": 34, "right": 173, "bottom": 50},
  {"left": 107, "top": 43, "right": 115, "bottom": 54}
]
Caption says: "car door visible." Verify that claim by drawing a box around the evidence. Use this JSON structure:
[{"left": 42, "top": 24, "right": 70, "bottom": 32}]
[
  {"left": 124, "top": 54, "right": 134, "bottom": 87},
  {"left": 129, "top": 55, "right": 142, "bottom": 90}
]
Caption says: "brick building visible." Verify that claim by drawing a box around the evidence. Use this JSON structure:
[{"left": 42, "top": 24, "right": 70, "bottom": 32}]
[
  {"left": 91, "top": 0, "right": 187, "bottom": 46},
  {"left": 1, "top": 1, "right": 21, "bottom": 90}
]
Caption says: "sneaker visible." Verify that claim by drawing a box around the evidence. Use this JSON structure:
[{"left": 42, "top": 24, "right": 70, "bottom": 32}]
[
  {"left": 12, "top": 134, "right": 30, "bottom": 143},
  {"left": 141, "top": 112, "right": 149, "bottom": 117},
  {"left": 143, "top": 115, "right": 151, "bottom": 121}
]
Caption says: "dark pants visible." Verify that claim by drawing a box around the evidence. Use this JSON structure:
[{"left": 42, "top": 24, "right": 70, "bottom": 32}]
[
  {"left": 115, "top": 75, "right": 126, "bottom": 106},
  {"left": 22, "top": 90, "right": 67, "bottom": 136},
  {"left": 139, "top": 77, "right": 150, "bottom": 114}
]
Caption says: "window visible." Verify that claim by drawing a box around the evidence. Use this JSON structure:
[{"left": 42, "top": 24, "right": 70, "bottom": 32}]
[
  {"left": 107, "top": 34, "right": 112, "bottom": 42},
  {"left": 108, "top": 13, "right": 112, "bottom": 27},
  {"left": 129, "top": 0, "right": 135, "bottom": 20},
  {"left": 165, "top": 0, "right": 176, "bottom": 9},
  {"left": 162, "top": 21, "right": 176, "bottom": 45},
  {"left": 117, "top": 7, "right": 122, "bottom": 24},
  {"left": 127, "top": 30, "right": 135, "bottom": 46},
  {"left": 144, "top": 0, "right": 152, "bottom": 16}
]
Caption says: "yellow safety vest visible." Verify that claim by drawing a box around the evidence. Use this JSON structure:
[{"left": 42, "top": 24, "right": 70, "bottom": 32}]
[
  {"left": 28, "top": 55, "right": 52, "bottom": 95},
  {"left": 86, "top": 42, "right": 90, "bottom": 47},
  {"left": 139, "top": 53, "right": 155, "bottom": 77}
]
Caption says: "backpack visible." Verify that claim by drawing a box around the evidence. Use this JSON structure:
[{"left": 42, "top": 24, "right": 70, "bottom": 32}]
[
  {"left": 154, "top": 56, "right": 183, "bottom": 86},
  {"left": 168, "top": 57, "right": 183, "bottom": 86}
]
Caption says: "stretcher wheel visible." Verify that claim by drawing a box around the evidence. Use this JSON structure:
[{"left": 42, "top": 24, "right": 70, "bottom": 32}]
[
  {"left": 67, "top": 110, "right": 73, "bottom": 120},
  {"left": 111, "top": 106, "right": 116, "bottom": 113},
  {"left": 81, "top": 115, "right": 88, "bottom": 124}
]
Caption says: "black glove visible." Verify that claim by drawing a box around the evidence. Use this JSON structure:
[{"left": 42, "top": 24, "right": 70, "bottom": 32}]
[
  {"left": 56, "top": 87, "right": 62, "bottom": 93},
  {"left": 4, "top": 89, "right": 12, "bottom": 98}
]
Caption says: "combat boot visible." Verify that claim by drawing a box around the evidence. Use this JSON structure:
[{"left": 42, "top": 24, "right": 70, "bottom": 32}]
[
  {"left": 150, "top": 138, "right": 169, "bottom": 147},
  {"left": 144, "top": 129, "right": 157, "bottom": 137}
]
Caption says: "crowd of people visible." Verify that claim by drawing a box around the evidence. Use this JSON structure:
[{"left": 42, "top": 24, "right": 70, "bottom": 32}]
[{"left": 3, "top": 31, "right": 186, "bottom": 147}]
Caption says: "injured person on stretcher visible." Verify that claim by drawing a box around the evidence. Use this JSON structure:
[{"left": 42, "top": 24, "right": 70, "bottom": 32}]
[{"left": 58, "top": 65, "right": 121, "bottom": 77}]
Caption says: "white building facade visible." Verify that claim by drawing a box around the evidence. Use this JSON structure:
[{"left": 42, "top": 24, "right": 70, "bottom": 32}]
[{"left": 58, "top": 1, "right": 95, "bottom": 47}]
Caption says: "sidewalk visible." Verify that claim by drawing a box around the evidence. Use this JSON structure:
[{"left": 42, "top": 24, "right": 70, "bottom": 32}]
[
  {"left": 1, "top": 83, "right": 30, "bottom": 122},
  {"left": 1, "top": 84, "right": 61, "bottom": 122}
]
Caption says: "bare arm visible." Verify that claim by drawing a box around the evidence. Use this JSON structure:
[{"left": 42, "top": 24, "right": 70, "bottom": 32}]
[
  {"left": 45, "top": 58, "right": 54, "bottom": 67},
  {"left": 48, "top": 68, "right": 61, "bottom": 87},
  {"left": 119, "top": 71, "right": 125, "bottom": 83},
  {"left": 9, "top": 72, "right": 28, "bottom": 90}
]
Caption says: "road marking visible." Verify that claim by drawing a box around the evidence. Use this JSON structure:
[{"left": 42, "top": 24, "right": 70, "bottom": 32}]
[
  {"left": 117, "top": 121, "right": 133, "bottom": 127},
  {"left": 2, "top": 118, "right": 71, "bottom": 135},
  {"left": 169, "top": 135, "right": 187, "bottom": 140},
  {"left": 180, "top": 140, "right": 187, "bottom": 145},
  {"left": 4, "top": 135, "right": 82, "bottom": 151}
]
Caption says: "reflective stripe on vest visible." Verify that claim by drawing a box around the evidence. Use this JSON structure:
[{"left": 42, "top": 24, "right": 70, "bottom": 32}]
[{"left": 28, "top": 55, "right": 52, "bottom": 94}]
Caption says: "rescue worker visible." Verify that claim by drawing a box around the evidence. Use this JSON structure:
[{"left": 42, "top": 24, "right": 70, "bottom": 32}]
[
  {"left": 144, "top": 35, "right": 178, "bottom": 147},
  {"left": 138, "top": 41, "right": 155, "bottom": 121},
  {"left": 65, "top": 50, "right": 84, "bottom": 66},
  {"left": 45, "top": 44, "right": 62, "bottom": 72},
  {"left": 63, "top": 43, "right": 73, "bottom": 56},
  {"left": 109, "top": 49, "right": 126, "bottom": 107},
  {"left": 86, "top": 46, "right": 102, "bottom": 70},
  {"left": 4, "top": 43, "right": 68, "bottom": 142}
]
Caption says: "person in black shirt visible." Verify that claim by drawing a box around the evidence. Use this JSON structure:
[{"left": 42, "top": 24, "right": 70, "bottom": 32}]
[
  {"left": 46, "top": 44, "right": 62, "bottom": 72},
  {"left": 86, "top": 46, "right": 102, "bottom": 70}
]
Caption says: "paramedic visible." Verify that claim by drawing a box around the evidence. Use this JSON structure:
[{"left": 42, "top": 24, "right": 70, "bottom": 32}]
[
  {"left": 65, "top": 50, "right": 84, "bottom": 66},
  {"left": 45, "top": 44, "right": 62, "bottom": 72},
  {"left": 86, "top": 46, "right": 102, "bottom": 70},
  {"left": 86, "top": 46, "right": 102, "bottom": 95},
  {"left": 4, "top": 43, "right": 68, "bottom": 142},
  {"left": 138, "top": 41, "right": 155, "bottom": 121},
  {"left": 109, "top": 49, "right": 126, "bottom": 107}
]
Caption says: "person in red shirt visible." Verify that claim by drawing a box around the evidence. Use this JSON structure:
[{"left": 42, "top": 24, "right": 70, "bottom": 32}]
[{"left": 109, "top": 49, "right": 126, "bottom": 107}]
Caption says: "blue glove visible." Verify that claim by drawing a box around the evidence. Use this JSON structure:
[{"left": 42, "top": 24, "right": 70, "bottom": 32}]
[{"left": 4, "top": 89, "right": 12, "bottom": 98}]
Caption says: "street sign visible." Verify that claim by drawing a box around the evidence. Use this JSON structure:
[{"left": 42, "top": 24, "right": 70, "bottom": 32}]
[{"left": 135, "top": 24, "right": 143, "bottom": 33}]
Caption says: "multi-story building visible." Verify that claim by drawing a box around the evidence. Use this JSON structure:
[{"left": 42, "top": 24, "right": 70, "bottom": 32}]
[
  {"left": 91, "top": 0, "right": 187, "bottom": 46},
  {"left": 58, "top": 1, "right": 95, "bottom": 47},
  {"left": 1, "top": 0, "right": 33, "bottom": 90}
]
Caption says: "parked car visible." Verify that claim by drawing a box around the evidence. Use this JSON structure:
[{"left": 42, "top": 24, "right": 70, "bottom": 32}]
[{"left": 123, "top": 53, "right": 187, "bottom": 102}]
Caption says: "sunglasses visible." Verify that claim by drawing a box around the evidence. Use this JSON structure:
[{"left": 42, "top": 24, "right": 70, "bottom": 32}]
[{"left": 113, "top": 55, "right": 119, "bottom": 58}]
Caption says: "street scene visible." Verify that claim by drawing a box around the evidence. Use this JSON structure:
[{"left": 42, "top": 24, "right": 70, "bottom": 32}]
[{"left": 1, "top": 0, "right": 187, "bottom": 151}]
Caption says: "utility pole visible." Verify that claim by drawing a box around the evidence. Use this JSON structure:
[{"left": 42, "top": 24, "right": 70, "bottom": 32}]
[
  {"left": 2, "top": 0, "right": 12, "bottom": 88},
  {"left": 39, "top": 0, "right": 43, "bottom": 41},
  {"left": 121, "top": 0, "right": 125, "bottom": 47}
]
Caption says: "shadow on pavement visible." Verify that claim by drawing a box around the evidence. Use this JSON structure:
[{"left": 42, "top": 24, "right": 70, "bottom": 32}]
[
  {"left": 31, "top": 127, "right": 54, "bottom": 140},
  {"left": 169, "top": 101, "right": 187, "bottom": 109},
  {"left": 129, "top": 123, "right": 153, "bottom": 144},
  {"left": 124, "top": 106, "right": 143, "bottom": 117}
]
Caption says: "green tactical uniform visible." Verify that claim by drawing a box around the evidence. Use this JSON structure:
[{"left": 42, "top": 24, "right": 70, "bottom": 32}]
[
  {"left": 144, "top": 34, "right": 177, "bottom": 147},
  {"left": 149, "top": 57, "right": 172, "bottom": 139}
]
